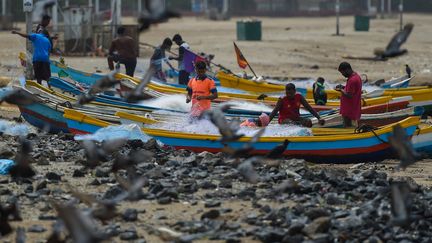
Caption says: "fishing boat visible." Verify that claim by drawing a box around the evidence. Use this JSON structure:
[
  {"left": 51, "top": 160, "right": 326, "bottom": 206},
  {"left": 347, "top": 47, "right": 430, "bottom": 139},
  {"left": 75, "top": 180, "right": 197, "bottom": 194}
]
[
  {"left": 412, "top": 123, "right": 432, "bottom": 156},
  {"left": 62, "top": 109, "right": 420, "bottom": 163}
]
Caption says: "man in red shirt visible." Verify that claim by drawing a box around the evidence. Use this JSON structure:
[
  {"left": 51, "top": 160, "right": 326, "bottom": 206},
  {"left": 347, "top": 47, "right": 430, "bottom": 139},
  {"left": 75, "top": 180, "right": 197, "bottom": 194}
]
[
  {"left": 335, "top": 62, "right": 362, "bottom": 128},
  {"left": 268, "top": 83, "right": 325, "bottom": 128},
  {"left": 186, "top": 61, "right": 218, "bottom": 117}
]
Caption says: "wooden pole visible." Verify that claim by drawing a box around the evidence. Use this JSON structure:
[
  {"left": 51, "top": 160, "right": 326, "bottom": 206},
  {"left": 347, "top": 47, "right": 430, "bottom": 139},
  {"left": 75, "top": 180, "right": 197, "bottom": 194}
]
[
  {"left": 25, "top": 10, "right": 33, "bottom": 80},
  {"left": 52, "top": 0, "right": 58, "bottom": 32},
  {"left": 399, "top": 0, "right": 403, "bottom": 31},
  {"left": 335, "top": 0, "right": 340, "bottom": 36},
  {"left": 1, "top": 0, "right": 6, "bottom": 16},
  {"left": 381, "top": 0, "right": 384, "bottom": 18},
  {"left": 388, "top": 0, "right": 392, "bottom": 15}
]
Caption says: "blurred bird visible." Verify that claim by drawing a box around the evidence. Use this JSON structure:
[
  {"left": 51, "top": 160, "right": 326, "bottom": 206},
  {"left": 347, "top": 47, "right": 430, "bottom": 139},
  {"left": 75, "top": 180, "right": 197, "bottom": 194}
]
[
  {"left": 80, "top": 139, "right": 126, "bottom": 168},
  {"left": 138, "top": 0, "right": 181, "bottom": 32},
  {"left": 201, "top": 104, "right": 244, "bottom": 143},
  {"left": 76, "top": 70, "right": 119, "bottom": 105},
  {"left": 112, "top": 149, "right": 154, "bottom": 172},
  {"left": 125, "top": 65, "right": 156, "bottom": 103},
  {"left": 257, "top": 94, "right": 268, "bottom": 101},
  {"left": 237, "top": 157, "right": 261, "bottom": 184},
  {"left": 390, "top": 181, "right": 412, "bottom": 226},
  {"left": 32, "top": 0, "right": 56, "bottom": 22},
  {"left": 114, "top": 173, "right": 147, "bottom": 201},
  {"left": 46, "top": 222, "right": 65, "bottom": 243},
  {"left": 9, "top": 138, "right": 36, "bottom": 179},
  {"left": 0, "top": 205, "right": 13, "bottom": 236},
  {"left": 388, "top": 125, "right": 422, "bottom": 170},
  {"left": 52, "top": 201, "right": 107, "bottom": 243},
  {"left": 68, "top": 188, "right": 119, "bottom": 223},
  {"left": 0, "top": 88, "right": 43, "bottom": 106},
  {"left": 266, "top": 139, "right": 290, "bottom": 159},
  {"left": 405, "top": 64, "right": 412, "bottom": 78},
  {"left": 15, "top": 227, "right": 26, "bottom": 243},
  {"left": 222, "top": 128, "right": 265, "bottom": 158}
]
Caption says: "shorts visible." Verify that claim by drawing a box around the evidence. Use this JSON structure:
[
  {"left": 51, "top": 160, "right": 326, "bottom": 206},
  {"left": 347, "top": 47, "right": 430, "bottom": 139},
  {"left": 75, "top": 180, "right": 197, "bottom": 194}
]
[{"left": 33, "top": 61, "right": 51, "bottom": 82}]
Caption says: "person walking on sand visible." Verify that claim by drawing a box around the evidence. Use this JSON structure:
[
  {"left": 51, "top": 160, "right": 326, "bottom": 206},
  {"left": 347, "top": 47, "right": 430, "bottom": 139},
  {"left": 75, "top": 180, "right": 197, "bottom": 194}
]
[
  {"left": 12, "top": 30, "right": 51, "bottom": 88},
  {"left": 108, "top": 26, "right": 138, "bottom": 77},
  {"left": 150, "top": 38, "right": 173, "bottom": 82},
  {"left": 169, "top": 34, "right": 190, "bottom": 85},
  {"left": 335, "top": 62, "right": 362, "bottom": 128},
  {"left": 186, "top": 61, "right": 218, "bottom": 117},
  {"left": 268, "top": 83, "right": 325, "bottom": 128},
  {"left": 312, "top": 77, "right": 327, "bottom": 105}
]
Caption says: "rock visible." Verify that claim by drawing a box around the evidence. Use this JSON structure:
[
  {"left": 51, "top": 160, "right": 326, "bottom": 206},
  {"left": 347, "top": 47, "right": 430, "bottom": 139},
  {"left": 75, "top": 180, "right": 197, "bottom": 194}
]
[
  {"left": 255, "top": 228, "right": 285, "bottom": 243},
  {"left": 157, "top": 196, "right": 172, "bottom": 204},
  {"left": 72, "top": 169, "right": 86, "bottom": 177},
  {"left": 45, "top": 172, "right": 61, "bottom": 181},
  {"left": 201, "top": 210, "right": 220, "bottom": 220},
  {"left": 204, "top": 200, "right": 221, "bottom": 208},
  {"left": 120, "top": 231, "right": 138, "bottom": 241},
  {"left": 305, "top": 208, "right": 330, "bottom": 220},
  {"left": 103, "top": 186, "right": 125, "bottom": 200},
  {"left": 310, "top": 64, "right": 320, "bottom": 69},
  {"left": 325, "top": 193, "right": 344, "bottom": 205},
  {"left": 27, "top": 224, "right": 46, "bottom": 233},
  {"left": 287, "top": 222, "right": 305, "bottom": 235},
  {"left": 122, "top": 209, "right": 138, "bottom": 222},
  {"left": 95, "top": 167, "right": 110, "bottom": 178},
  {"left": 89, "top": 179, "right": 101, "bottom": 186},
  {"left": 200, "top": 180, "right": 217, "bottom": 189},
  {"left": 0, "top": 145, "right": 14, "bottom": 158},
  {"left": 35, "top": 180, "right": 47, "bottom": 191},
  {"left": 303, "top": 217, "right": 331, "bottom": 236}
]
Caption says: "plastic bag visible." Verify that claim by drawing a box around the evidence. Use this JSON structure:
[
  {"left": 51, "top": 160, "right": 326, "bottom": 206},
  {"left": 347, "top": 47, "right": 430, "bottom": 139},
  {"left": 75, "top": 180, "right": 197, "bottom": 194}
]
[{"left": 0, "top": 159, "right": 14, "bottom": 175}]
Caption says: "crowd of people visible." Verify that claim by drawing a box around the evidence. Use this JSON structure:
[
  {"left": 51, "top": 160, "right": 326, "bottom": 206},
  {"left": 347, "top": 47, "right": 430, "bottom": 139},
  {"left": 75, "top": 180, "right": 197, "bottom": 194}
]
[{"left": 12, "top": 15, "right": 363, "bottom": 129}]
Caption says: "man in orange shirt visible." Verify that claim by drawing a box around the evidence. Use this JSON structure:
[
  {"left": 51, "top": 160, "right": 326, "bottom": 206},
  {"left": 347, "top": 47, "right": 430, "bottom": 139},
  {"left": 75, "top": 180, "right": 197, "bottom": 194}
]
[{"left": 186, "top": 61, "right": 218, "bottom": 117}]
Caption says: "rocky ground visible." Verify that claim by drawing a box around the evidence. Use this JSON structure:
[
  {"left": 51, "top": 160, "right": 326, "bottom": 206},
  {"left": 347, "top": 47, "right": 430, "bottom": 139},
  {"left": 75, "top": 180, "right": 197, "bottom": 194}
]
[{"left": 1, "top": 131, "right": 432, "bottom": 242}]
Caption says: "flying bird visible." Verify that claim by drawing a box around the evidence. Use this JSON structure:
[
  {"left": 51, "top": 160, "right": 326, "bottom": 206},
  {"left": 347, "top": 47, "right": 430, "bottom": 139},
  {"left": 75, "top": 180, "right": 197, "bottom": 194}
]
[
  {"left": 222, "top": 128, "right": 265, "bottom": 158},
  {"left": 138, "top": 0, "right": 181, "bottom": 32},
  {"left": 76, "top": 70, "right": 119, "bottom": 105},
  {"left": 201, "top": 104, "right": 244, "bottom": 143},
  {"left": 112, "top": 149, "right": 154, "bottom": 172},
  {"left": 388, "top": 125, "right": 422, "bottom": 170},
  {"left": 390, "top": 181, "right": 412, "bottom": 226},
  {"left": 237, "top": 157, "right": 261, "bottom": 184},
  {"left": 0, "top": 88, "right": 43, "bottom": 106},
  {"left": 125, "top": 65, "right": 156, "bottom": 103},
  {"left": 266, "top": 139, "right": 290, "bottom": 159},
  {"left": 80, "top": 139, "right": 126, "bottom": 168},
  {"left": 51, "top": 201, "right": 108, "bottom": 243},
  {"left": 9, "top": 138, "right": 36, "bottom": 179}
]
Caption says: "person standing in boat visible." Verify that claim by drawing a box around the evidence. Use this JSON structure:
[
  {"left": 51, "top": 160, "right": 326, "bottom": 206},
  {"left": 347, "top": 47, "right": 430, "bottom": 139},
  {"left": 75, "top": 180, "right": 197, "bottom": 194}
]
[
  {"left": 335, "top": 62, "right": 362, "bottom": 128},
  {"left": 268, "top": 83, "right": 325, "bottom": 128},
  {"left": 12, "top": 30, "right": 52, "bottom": 88},
  {"left": 150, "top": 38, "right": 173, "bottom": 82},
  {"left": 169, "top": 34, "right": 190, "bottom": 85},
  {"left": 186, "top": 61, "right": 218, "bottom": 117},
  {"left": 312, "top": 77, "right": 327, "bottom": 105},
  {"left": 108, "top": 26, "right": 138, "bottom": 77}
]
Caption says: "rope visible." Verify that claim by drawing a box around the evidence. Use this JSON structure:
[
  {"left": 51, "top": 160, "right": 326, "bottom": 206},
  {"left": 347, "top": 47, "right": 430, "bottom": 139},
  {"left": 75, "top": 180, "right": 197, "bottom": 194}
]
[{"left": 355, "top": 124, "right": 387, "bottom": 144}]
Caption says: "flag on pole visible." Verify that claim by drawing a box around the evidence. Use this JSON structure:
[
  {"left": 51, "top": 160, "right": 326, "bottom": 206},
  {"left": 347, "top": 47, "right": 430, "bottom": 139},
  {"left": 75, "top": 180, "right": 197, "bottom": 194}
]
[
  {"left": 233, "top": 42, "right": 248, "bottom": 69},
  {"left": 183, "top": 49, "right": 206, "bottom": 73}
]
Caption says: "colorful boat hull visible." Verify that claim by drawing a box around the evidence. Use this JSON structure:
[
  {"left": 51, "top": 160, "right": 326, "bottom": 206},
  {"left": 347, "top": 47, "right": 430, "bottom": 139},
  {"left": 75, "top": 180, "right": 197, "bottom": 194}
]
[
  {"left": 18, "top": 103, "right": 69, "bottom": 133},
  {"left": 63, "top": 109, "right": 420, "bottom": 164}
]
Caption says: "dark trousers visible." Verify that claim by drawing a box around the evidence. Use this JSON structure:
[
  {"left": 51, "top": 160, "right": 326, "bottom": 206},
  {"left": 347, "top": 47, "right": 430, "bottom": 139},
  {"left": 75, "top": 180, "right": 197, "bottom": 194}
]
[
  {"left": 108, "top": 56, "right": 137, "bottom": 77},
  {"left": 178, "top": 70, "right": 190, "bottom": 85}
]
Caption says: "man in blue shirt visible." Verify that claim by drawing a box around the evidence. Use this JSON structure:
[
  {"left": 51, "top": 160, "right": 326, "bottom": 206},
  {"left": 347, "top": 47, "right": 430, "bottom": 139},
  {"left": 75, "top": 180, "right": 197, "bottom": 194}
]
[{"left": 12, "top": 30, "right": 52, "bottom": 88}]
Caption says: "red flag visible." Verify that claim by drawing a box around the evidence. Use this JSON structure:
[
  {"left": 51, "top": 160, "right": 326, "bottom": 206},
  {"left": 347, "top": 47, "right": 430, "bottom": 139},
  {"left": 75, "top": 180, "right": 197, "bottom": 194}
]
[{"left": 233, "top": 42, "right": 248, "bottom": 69}]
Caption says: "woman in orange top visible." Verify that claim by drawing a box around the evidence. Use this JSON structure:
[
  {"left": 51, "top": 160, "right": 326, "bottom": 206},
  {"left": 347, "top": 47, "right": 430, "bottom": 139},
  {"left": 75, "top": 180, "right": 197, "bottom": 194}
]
[{"left": 186, "top": 61, "right": 218, "bottom": 117}]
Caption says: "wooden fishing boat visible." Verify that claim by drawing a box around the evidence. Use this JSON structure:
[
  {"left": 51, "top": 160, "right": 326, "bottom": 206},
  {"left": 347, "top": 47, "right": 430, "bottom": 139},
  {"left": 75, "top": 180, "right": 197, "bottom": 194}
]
[
  {"left": 412, "top": 123, "right": 432, "bottom": 156},
  {"left": 62, "top": 109, "right": 420, "bottom": 163},
  {"left": 383, "top": 88, "right": 432, "bottom": 115},
  {"left": 50, "top": 60, "right": 400, "bottom": 108}
]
